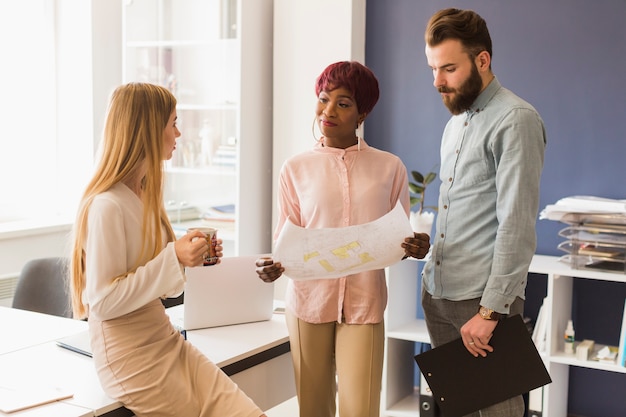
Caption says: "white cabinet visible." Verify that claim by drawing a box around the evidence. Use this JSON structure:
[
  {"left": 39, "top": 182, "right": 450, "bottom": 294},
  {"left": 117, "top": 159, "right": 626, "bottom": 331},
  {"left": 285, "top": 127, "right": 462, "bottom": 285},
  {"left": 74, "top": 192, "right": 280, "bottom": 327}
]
[
  {"left": 381, "top": 258, "right": 429, "bottom": 416},
  {"left": 122, "top": 0, "right": 273, "bottom": 256},
  {"left": 381, "top": 255, "right": 626, "bottom": 417},
  {"left": 527, "top": 255, "right": 626, "bottom": 417}
]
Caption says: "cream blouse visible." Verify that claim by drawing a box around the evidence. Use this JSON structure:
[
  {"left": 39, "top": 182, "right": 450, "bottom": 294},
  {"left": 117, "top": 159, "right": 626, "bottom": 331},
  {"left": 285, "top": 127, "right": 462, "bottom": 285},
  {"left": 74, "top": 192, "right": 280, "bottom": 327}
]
[{"left": 83, "top": 183, "right": 185, "bottom": 321}]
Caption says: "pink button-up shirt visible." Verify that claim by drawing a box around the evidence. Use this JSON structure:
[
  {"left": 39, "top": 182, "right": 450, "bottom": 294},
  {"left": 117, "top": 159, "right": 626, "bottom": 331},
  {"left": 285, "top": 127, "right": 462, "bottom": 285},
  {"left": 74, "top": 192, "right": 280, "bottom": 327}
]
[{"left": 276, "top": 139, "right": 410, "bottom": 324}]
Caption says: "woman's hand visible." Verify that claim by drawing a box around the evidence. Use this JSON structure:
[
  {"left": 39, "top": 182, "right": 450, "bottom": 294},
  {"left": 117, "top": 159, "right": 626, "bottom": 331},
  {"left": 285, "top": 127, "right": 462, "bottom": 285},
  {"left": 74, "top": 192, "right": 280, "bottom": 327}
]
[
  {"left": 175, "top": 230, "right": 223, "bottom": 267},
  {"left": 255, "top": 257, "right": 284, "bottom": 283},
  {"left": 401, "top": 232, "right": 431, "bottom": 259}
]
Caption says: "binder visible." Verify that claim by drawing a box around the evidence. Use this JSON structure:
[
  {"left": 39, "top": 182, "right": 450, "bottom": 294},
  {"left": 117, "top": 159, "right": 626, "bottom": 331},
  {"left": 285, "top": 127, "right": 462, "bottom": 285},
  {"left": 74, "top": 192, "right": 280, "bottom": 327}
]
[
  {"left": 618, "top": 299, "right": 626, "bottom": 367},
  {"left": 418, "top": 344, "right": 440, "bottom": 417},
  {"left": 414, "top": 314, "right": 551, "bottom": 417},
  {"left": 527, "top": 387, "right": 543, "bottom": 417},
  {"left": 420, "top": 373, "right": 440, "bottom": 417}
]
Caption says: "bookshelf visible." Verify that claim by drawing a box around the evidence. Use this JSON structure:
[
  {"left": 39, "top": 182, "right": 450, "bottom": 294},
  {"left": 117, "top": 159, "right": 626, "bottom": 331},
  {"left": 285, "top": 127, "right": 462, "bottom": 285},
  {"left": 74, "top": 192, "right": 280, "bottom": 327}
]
[
  {"left": 381, "top": 255, "right": 626, "bottom": 417},
  {"left": 381, "top": 258, "right": 428, "bottom": 417},
  {"left": 122, "top": 0, "right": 273, "bottom": 256},
  {"left": 527, "top": 255, "right": 626, "bottom": 416}
]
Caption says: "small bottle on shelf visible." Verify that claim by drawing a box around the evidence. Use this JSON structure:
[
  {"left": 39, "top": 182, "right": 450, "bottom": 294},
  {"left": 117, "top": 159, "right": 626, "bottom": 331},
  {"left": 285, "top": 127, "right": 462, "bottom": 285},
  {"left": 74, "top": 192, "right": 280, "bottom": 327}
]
[{"left": 564, "top": 319, "right": 575, "bottom": 354}]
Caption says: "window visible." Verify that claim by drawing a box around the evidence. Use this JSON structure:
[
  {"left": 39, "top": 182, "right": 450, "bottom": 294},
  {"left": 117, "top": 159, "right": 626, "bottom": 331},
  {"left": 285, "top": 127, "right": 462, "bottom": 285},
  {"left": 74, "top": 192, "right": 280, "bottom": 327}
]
[{"left": 0, "top": 0, "right": 95, "bottom": 229}]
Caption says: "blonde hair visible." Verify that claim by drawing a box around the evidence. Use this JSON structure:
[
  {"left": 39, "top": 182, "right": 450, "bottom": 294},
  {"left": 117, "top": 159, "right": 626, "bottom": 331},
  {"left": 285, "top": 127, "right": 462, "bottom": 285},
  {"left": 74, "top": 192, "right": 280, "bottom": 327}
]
[{"left": 70, "top": 83, "right": 177, "bottom": 319}]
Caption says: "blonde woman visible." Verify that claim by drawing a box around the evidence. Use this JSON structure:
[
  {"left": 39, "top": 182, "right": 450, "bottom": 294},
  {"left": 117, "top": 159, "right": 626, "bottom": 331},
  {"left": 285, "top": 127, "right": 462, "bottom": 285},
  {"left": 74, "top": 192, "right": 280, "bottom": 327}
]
[{"left": 69, "top": 82, "right": 267, "bottom": 417}]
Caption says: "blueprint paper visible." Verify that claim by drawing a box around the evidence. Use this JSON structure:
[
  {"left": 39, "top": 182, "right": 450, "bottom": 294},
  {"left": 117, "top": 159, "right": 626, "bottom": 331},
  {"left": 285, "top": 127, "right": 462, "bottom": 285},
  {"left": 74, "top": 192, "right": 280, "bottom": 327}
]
[{"left": 273, "top": 201, "right": 412, "bottom": 280}]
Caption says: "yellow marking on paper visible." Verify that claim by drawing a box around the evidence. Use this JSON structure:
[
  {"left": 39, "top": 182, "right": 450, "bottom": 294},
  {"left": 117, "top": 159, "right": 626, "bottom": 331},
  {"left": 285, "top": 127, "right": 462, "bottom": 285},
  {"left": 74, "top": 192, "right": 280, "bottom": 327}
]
[
  {"left": 304, "top": 251, "right": 320, "bottom": 262},
  {"left": 339, "top": 252, "right": 375, "bottom": 272},
  {"left": 319, "top": 259, "right": 335, "bottom": 272},
  {"left": 331, "top": 241, "right": 361, "bottom": 259},
  {"left": 305, "top": 242, "right": 378, "bottom": 274}
]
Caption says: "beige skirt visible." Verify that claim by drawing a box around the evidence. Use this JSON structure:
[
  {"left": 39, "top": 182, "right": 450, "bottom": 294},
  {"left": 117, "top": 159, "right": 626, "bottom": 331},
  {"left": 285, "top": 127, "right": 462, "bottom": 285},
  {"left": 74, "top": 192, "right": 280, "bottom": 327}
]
[{"left": 89, "top": 299, "right": 262, "bottom": 417}]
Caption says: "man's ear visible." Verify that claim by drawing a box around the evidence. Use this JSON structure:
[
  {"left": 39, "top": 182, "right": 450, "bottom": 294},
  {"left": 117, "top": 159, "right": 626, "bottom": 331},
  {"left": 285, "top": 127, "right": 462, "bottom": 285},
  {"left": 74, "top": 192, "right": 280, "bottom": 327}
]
[{"left": 476, "top": 50, "right": 491, "bottom": 71}]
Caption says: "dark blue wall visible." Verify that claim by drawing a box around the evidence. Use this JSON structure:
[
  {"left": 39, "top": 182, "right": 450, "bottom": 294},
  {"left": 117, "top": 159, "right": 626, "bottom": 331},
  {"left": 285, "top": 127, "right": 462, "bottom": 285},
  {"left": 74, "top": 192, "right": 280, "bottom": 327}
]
[{"left": 364, "top": 1, "right": 626, "bottom": 416}]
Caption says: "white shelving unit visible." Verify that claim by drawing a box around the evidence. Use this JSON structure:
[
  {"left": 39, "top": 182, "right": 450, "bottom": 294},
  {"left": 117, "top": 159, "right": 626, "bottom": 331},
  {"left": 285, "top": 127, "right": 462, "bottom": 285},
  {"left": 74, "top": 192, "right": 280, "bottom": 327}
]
[
  {"left": 381, "top": 258, "right": 429, "bottom": 417},
  {"left": 527, "top": 255, "right": 626, "bottom": 417},
  {"left": 122, "top": 0, "right": 273, "bottom": 256},
  {"left": 381, "top": 255, "right": 626, "bottom": 417}
]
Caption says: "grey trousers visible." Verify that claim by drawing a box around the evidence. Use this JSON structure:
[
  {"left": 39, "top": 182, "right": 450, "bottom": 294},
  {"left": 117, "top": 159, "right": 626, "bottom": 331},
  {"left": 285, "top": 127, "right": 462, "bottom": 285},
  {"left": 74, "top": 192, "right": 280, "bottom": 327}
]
[{"left": 421, "top": 289, "right": 526, "bottom": 417}]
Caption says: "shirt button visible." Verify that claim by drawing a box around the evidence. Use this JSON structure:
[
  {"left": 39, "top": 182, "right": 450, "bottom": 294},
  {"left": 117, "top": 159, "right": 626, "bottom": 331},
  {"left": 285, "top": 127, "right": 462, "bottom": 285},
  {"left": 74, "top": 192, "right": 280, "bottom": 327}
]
[
  {"left": 448, "top": 177, "right": 453, "bottom": 182},
  {"left": 436, "top": 260, "right": 441, "bottom": 265},
  {"left": 443, "top": 205, "right": 448, "bottom": 209},
  {"left": 464, "top": 121, "right": 468, "bottom": 126},
  {"left": 440, "top": 234, "right": 444, "bottom": 238}
]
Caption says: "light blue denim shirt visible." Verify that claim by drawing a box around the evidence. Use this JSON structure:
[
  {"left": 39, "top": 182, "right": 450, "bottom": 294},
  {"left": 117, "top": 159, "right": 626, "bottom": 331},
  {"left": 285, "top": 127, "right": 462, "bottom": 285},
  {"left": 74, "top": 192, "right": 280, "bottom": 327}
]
[{"left": 422, "top": 77, "right": 547, "bottom": 314}]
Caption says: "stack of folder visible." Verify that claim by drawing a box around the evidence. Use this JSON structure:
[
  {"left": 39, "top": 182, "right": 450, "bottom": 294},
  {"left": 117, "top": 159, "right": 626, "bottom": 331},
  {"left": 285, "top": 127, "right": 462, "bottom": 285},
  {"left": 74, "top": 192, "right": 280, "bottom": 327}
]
[{"left": 540, "top": 196, "right": 626, "bottom": 273}]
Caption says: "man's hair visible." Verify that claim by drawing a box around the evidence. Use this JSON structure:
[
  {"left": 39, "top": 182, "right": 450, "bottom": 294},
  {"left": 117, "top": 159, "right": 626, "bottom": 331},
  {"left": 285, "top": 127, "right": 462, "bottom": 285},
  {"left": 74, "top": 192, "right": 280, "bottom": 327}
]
[
  {"left": 425, "top": 8, "right": 493, "bottom": 61},
  {"left": 315, "top": 61, "right": 380, "bottom": 115}
]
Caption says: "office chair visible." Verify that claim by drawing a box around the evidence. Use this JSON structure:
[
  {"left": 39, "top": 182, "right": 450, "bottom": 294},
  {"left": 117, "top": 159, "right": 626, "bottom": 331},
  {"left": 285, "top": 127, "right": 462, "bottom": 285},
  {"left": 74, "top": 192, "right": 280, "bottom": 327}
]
[{"left": 12, "top": 257, "right": 73, "bottom": 318}]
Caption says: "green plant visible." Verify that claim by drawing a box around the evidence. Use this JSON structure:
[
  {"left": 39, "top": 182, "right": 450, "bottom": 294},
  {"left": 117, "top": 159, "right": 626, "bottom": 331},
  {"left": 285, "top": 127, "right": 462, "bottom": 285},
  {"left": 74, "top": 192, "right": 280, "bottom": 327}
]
[{"left": 409, "top": 168, "right": 438, "bottom": 214}]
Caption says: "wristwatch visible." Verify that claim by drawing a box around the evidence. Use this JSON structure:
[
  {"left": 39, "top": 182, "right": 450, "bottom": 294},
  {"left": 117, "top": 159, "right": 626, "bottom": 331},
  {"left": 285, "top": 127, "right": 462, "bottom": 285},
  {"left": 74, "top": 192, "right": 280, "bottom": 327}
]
[{"left": 478, "top": 306, "right": 502, "bottom": 321}]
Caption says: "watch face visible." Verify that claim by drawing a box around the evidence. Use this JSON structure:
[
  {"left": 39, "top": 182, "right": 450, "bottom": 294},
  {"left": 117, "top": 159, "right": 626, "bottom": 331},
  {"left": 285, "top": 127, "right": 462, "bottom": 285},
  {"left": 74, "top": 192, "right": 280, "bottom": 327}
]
[{"left": 480, "top": 307, "right": 492, "bottom": 319}]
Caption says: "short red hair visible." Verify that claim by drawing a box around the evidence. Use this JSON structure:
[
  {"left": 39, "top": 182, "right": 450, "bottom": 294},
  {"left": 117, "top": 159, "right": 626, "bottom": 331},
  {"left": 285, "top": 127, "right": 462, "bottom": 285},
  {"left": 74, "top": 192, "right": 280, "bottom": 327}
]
[{"left": 315, "top": 61, "right": 380, "bottom": 115}]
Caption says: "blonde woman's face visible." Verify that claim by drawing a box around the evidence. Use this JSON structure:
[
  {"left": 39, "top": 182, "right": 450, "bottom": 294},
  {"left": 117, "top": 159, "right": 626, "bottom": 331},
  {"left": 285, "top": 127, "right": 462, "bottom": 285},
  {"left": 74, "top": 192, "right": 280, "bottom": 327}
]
[{"left": 162, "top": 111, "right": 181, "bottom": 160}]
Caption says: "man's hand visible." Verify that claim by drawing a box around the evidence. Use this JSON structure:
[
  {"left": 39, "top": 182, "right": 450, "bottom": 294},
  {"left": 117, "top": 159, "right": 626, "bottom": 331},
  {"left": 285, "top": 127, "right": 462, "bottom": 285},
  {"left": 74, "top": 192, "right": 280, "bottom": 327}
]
[{"left": 460, "top": 314, "right": 498, "bottom": 357}]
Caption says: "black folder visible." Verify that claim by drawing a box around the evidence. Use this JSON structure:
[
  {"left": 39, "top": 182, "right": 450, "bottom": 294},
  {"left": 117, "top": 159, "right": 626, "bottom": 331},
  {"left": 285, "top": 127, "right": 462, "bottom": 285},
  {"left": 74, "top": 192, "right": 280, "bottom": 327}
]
[{"left": 414, "top": 314, "right": 551, "bottom": 417}]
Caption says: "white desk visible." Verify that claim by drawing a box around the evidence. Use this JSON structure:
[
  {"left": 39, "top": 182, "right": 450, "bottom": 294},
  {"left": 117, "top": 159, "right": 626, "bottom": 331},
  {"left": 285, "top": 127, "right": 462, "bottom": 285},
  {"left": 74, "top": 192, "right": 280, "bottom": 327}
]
[
  {"left": 0, "top": 306, "right": 294, "bottom": 416},
  {"left": 0, "top": 399, "right": 94, "bottom": 417},
  {"left": 0, "top": 306, "right": 87, "bottom": 355}
]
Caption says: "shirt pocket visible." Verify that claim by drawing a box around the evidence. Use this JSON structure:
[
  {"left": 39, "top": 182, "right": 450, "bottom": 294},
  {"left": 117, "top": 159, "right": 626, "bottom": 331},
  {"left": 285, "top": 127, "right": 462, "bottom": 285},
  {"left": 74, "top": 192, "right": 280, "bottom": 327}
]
[{"left": 454, "top": 147, "right": 495, "bottom": 187}]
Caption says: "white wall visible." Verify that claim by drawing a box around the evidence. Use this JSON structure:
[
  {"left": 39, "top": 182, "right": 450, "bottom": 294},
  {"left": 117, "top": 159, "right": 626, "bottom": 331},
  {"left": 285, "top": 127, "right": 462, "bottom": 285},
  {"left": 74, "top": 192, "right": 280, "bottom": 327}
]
[{"left": 271, "top": 0, "right": 366, "bottom": 299}]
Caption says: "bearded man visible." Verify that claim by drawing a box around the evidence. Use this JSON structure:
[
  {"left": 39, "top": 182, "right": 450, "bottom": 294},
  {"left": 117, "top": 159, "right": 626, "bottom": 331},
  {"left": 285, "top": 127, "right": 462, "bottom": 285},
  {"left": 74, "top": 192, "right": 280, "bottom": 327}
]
[{"left": 421, "top": 8, "right": 547, "bottom": 417}]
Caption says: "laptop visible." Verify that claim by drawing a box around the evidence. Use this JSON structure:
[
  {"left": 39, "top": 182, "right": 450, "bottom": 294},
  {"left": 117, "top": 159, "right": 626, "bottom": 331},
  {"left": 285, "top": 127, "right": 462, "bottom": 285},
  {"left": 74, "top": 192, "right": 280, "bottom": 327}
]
[
  {"left": 175, "top": 254, "right": 275, "bottom": 330},
  {"left": 56, "top": 331, "right": 92, "bottom": 357}
]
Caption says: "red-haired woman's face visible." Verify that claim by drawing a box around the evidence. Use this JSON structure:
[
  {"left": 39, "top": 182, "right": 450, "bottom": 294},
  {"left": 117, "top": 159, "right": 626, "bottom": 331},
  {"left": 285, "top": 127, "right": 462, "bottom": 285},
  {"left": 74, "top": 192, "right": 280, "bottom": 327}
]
[{"left": 316, "top": 87, "right": 364, "bottom": 147}]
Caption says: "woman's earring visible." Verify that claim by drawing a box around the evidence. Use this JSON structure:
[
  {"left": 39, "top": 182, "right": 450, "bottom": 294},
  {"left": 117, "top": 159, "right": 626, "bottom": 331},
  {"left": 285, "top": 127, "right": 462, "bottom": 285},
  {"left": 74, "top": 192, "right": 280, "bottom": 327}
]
[{"left": 311, "top": 117, "right": 322, "bottom": 142}]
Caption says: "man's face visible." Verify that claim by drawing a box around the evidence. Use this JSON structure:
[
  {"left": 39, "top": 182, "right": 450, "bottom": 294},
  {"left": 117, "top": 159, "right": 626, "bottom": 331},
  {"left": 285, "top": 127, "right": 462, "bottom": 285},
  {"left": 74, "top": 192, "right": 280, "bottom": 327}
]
[{"left": 425, "top": 39, "right": 484, "bottom": 115}]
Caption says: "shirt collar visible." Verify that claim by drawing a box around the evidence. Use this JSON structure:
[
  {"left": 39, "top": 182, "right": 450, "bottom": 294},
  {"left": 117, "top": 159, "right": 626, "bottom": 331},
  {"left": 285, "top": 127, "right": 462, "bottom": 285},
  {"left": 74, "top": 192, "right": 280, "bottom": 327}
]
[
  {"left": 466, "top": 76, "right": 501, "bottom": 115},
  {"left": 315, "top": 138, "right": 369, "bottom": 153}
]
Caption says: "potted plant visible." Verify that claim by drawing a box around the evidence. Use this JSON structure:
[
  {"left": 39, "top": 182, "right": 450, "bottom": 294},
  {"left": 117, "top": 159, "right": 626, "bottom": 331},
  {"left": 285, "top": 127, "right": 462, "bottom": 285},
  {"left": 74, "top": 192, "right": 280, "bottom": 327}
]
[{"left": 408, "top": 168, "right": 438, "bottom": 235}]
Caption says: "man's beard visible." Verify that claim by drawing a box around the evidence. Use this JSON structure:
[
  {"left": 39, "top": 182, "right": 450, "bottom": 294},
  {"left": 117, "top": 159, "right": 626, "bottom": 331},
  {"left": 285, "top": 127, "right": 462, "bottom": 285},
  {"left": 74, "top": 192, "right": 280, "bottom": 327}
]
[{"left": 438, "top": 64, "right": 483, "bottom": 115}]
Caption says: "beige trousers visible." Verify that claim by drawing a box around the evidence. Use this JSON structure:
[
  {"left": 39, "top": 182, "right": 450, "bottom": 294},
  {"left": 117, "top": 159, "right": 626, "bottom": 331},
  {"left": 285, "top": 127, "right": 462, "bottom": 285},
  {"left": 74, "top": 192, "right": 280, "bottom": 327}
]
[{"left": 286, "top": 311, "right": 384, "bottom": 417}]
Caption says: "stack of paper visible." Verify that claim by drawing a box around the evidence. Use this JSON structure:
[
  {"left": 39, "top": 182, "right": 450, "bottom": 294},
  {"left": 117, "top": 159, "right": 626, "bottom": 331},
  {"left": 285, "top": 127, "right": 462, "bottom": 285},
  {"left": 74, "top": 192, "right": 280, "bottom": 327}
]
[
  {"left": 540, "top": 195, "right": 626, "bottom": 222},
  {"left": 201, "top": 204, "right": 235, "bottom": 222},
  {"left": 540, "top": 196, "right": 626, "bottom": 272}
]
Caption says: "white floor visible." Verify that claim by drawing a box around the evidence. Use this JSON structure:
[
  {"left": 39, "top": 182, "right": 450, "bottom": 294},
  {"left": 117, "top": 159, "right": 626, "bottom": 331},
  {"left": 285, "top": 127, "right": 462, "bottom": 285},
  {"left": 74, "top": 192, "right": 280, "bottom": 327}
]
[
  {"left": 265, "top": 396, "right": 298, "bottom": 417},
  {"left": 265, "top": 396, "right": 355, "bottom": 417}
]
